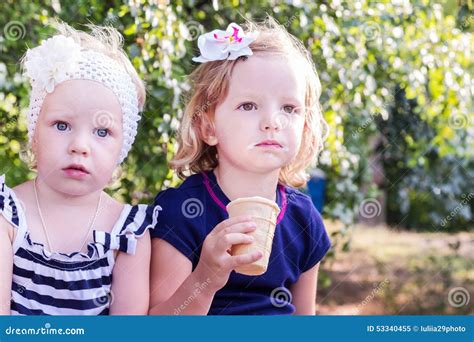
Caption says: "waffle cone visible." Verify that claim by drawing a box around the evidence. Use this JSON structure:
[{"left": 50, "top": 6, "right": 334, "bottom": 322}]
[{"left": 227, "top": 196, "right": 280, "bottom": 276}]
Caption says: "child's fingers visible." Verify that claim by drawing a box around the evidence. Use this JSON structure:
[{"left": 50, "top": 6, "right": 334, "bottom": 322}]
[
  {"left": 217, "top": 233, "right": 254, "bottom": 251},
  {"left": 212, "top": 216, "right": 255, "bottom": 234},
  {"left": 230, "top": 251, "right": 262, "bottom": 268},
  {"left": 216, "top": 221, "right": 257, "bottom": 238}
]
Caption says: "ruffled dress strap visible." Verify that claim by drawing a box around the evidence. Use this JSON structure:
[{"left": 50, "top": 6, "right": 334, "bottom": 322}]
[
  {"left": 0, "top": 174, "right": 23, "bottom": 229},
  {"left": 93, "top": 204, "right": 161, "bottom": 256}
]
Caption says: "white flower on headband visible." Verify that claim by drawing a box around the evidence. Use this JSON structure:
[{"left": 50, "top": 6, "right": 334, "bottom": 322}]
[
  {"left": 24, "top": 35, "right": 81, "bottom": 93},
  {"left": 192, "top": 23, "right": 258, "bottom": 63}
]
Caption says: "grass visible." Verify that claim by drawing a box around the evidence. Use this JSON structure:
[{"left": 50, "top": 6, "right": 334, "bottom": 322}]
[{"left": 317, "top": 223, "right": 473, "bottom": 315}]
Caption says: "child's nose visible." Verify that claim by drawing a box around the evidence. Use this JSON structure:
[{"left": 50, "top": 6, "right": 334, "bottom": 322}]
[
  {"left": 260, "top": 110, "right": 284, "bottom": 132},
  {"left": 68, "top": 132, "right": 90, "bottom": 157}
]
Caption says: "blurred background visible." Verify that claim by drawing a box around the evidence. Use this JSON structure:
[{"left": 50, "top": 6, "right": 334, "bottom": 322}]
[{"left": 0, "top": 0, "right": 472, "bottom": 314}]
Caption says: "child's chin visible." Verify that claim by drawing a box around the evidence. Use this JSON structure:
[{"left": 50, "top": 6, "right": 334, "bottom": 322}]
[
  {"left": 51, "top": 181, "right": 97, "bottom": 197},
  {"left": 245, "top": 161, "right": 285, "bottom": 174}
]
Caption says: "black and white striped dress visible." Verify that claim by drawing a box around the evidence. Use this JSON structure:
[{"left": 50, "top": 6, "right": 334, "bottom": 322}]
[{"left": 0, "top": 175, "right": 160, "bottom": 315}]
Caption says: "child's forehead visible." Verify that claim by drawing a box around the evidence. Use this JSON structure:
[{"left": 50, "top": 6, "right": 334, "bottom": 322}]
[
  {"left": 227, "top": 54, "right": 307, "bottom": 97},
  {"left": 46, "top": 79, "right": 118, "bottom": 99},
  {"left": 40, "top": 79, "right": 123, "bottom": 120}
]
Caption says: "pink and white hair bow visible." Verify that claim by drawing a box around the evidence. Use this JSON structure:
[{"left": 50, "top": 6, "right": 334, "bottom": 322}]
[{"left": 192, "top": 23, "right": 258, "bottom": 63}]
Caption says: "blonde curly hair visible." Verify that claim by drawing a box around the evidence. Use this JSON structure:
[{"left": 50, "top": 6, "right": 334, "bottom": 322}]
[{"left": 170, "top": 17, "right": 328, "bottom": 187}]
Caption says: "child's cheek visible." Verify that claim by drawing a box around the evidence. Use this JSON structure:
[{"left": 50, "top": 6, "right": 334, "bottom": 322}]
[{"left": 289, "top": 120, "right": 305, "bottom": 150}]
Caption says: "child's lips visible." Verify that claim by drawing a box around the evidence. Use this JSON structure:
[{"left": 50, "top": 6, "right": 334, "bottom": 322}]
[
  {"left": 62, "top": 164, "right": 90, "bottom": 178},
  {"left": 247, "top": 140, "right": 288, "bottom": 152},
  {"left": 255, "top": 140, "right": 283, "bottom": 148}
]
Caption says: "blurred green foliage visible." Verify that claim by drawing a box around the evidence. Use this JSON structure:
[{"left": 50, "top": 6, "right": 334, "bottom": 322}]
[{"left": 0, "top": 0, "right": 472, "bottom": 237}]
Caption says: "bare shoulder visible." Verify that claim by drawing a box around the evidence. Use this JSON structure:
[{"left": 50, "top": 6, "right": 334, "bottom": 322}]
[
  {"left": 0, "top": 215, "right": 14, "bottom": 243},
  {"left": 99, "top": 192, "right": 126, "bottom": 233},
  {"left": 12, "top": 180, "right": 33, "bottom": 196},
  {"left": 11, "top": 180, "right": 34, "bottom": 212},
  {"left": 101, "top": 192, "right": 124, "bottom": 214}
]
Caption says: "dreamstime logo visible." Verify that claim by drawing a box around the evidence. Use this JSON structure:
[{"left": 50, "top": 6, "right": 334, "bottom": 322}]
[
  {"left": 359, "top": 198, "right": 382, "bottom": 219},
  {"left": 92, "top": 289, "right": 114, "bottom": 307},
  {"left": 447, "top": 287, "right": 470, "bottom": 308},
  {"left": 16, "top": 285, "right": 26, "bottom": 294},
  {"left": 11, "top": 198, "right": 26, "bottom": 220},
  {"left": 268, "top": 106, "right": 306, "bottom": 131},
  {"left": 181, "top": 198, "right": 204, "bottom": 218},
  {"left": 272, "top": 113, "right": 289, "bottom": 130},
  {"left": 270, "top": 287, "right": 292, "bottom": 308},
  {"left": 362, "top": 21, "right": 381, "bottom": 41},
  {"left": 184, "top": 21, "right": 203, "bottom": 41},
  {"left": 93, "top": 110, "right": 114, "bottom": 129},
  {"left": 448, "top": 113, "right": 469, "bottom": 130},
  {"left": 3, "top": 21, "right": 26, "bottom": 41}
]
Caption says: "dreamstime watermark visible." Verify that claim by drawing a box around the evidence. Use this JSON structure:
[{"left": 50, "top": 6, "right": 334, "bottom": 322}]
[
  {"left": 92, "top": 288, "right": 114, "bottom": 308},
  {"left": 359, "top": 198, "right": 382, "bottom": 219},
  {"left": 270, "top": 287, "right": 292, "bottom": 308},
  {"left": 460, "top": 14, "right": 473, "bottom": 31},
  {"left": 10, "top": 197, "right": 26, "bottom": 221},
  {"left": 447, "top": 287, "right": 470, "bottom": 308},
  {"left": 362, "top": 21, "right": 381, "bottom": 41},
  {"left": 283, "top": 14, "right": 298, "bottom": 28},
  {"left": 448, "top": 113, "right": 470, "bottom": 130},
  {"left": 355, "top": 279, "right": 390, "bottom": 314},
  {"left": 0, "top": 118, "right": 20, "bottom": 135},
  {"left": 184, "top": 21, "right": 203, "bottom": 41},
  {"left": 174, "top": 278, "right": 212, "bottom": 314},
  {"left": 351, "top": 113, "right": 377, "bottom": 138},
  {"left": 439, "top": 192, "right": 473, "bottom": 228},
  {"left": 181, "top": 198, "right": 204, "bottom": 219},
  {"left": 3, "top": 21, "right": 26, "bottom": 41},
  {"left": 103, "top": 13, "right": 119, "bottom": 26},
  {"left": 5, "top": 323, "right": 85, "bottom": 336},
  {"left": 189, "top": 96, "right": 218, "bottom": 122},
  {"left": 93, "top": 110, "right": 114, "bottom": 129}
]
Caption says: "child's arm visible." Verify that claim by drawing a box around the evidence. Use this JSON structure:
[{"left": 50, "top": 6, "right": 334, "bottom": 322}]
[
  {"left": 0, "top": 216, "right": 13, "bottom": 315},
  {"left": 149, "top": 216, "right": 261, "bottom": 315},
  {"left": 109, "top": 231, "right": 151, "bottom": 315},
  {"left": 290, "top": 263, "right": 320, "bottom": 315},
  {"left": 149, "top": 239, "right": 215, "bottom": 315}
]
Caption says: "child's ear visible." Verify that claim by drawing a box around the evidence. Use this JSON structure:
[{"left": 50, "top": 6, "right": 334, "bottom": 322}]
[{"left": 200, "top": 114, "right": 218, "bottom": 146}]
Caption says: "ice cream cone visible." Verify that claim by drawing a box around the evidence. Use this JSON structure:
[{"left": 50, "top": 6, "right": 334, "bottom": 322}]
[{"left": 227, "top": 196, "right": 280, "bottom": 276}]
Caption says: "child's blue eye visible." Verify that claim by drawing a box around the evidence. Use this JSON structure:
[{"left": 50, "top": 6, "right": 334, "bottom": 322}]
[
  {"left": 54, "top": 121, "right": 70, "bottom": 131},
  {"left": 238, "top": 102, "right": 257, "bottom": 111},
  {"left": 95, "top": 128, "right": 109, "bottom": 138}
]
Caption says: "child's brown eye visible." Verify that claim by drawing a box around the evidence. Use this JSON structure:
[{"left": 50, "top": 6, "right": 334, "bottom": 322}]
[
  {"left": 282, "top": 105, "right": 296, "bottom": 114},
  {"left": 239, "top": 102, "right": 257, "bottom": 111}
]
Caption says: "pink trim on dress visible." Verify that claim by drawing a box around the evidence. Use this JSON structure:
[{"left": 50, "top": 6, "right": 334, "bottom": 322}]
[
  {"left": 202, "top": 172, "right": 227, "bottom": 211},
  {"left": 276, "top": 187, "right": 286, "bottom": 225},
  {"left": 202, "top": 172, "right": 287, "bottom": 224}
]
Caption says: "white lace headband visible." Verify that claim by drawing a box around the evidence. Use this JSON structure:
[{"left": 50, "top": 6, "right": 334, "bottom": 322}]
[{"left": 24, "top": 35, "right": 140, "bottom": 164}]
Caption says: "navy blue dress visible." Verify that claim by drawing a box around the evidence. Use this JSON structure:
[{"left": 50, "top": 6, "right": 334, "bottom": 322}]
[{"left": 150, "top": 170, "right": 331, "bottom": 315}]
